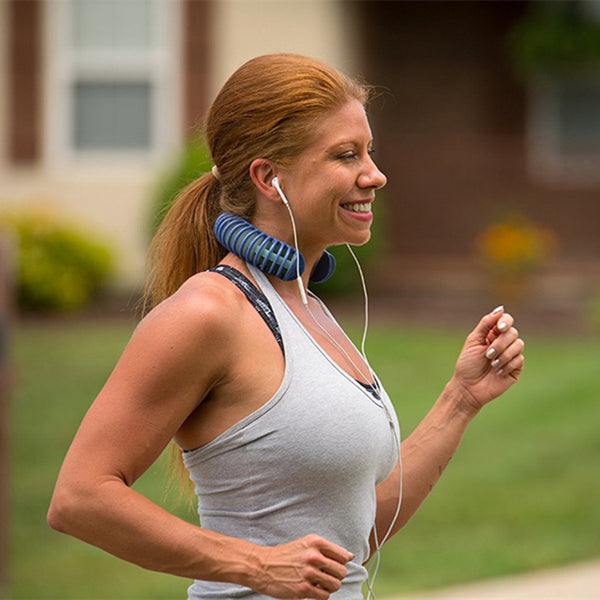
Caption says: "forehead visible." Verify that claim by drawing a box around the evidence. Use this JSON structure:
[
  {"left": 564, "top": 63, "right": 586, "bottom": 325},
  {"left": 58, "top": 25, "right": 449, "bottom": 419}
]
[{"left": 307, "top": 99, "right": 373, "bottom": 150}]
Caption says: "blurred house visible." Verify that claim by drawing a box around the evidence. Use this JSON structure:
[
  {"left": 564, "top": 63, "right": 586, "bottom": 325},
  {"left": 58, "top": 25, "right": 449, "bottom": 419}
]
[
  {"left": 359, "top": 1, "right": 600, "bottom": 321},
  {"left": 0, "top": 0, "right": 359, "bottom": 288},
  {"left": 1, "top": 0, "right": 599, "bottom": 319}
]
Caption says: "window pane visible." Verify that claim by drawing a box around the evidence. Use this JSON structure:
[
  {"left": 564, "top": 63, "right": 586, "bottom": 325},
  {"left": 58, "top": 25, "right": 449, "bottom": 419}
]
[
  {"left": 71, "top": 0, "right": 154, "bottom": 51},
  {"left": 557, "top": 78, "right": 600, "bottom": 157},
  {"left": 74, "top": 82, "right": 152, "bottom": 150}
]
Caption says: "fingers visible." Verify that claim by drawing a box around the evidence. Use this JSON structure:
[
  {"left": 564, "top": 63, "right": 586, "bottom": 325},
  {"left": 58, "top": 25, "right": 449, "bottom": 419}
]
[
  {"left": 501, "top": 351, "right": 525, "bottom": 379},
  {"left": 484, "top": 317, "right": 524, "bottom": 375},
  {"left": 253, "top": 534, "right": 354, "bottom": 599},
  {"left": 305, "top": 536, "right": 353, "bottom": 592},
  {"left": 300, "top": 552, "right": 347, "bottom": 591},
  {"left": 319, "top": 538, "right": 354, "bottom": 565},
  {"left": 473, "top": 305, "right": 516, "bottom": 347},
  {"left": 472, "top": 305, "right": 504, "bottom": 342}
]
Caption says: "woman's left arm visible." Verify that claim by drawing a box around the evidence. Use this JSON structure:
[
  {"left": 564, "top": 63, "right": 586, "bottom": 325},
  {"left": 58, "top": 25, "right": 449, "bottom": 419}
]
[{"left": 372, "top": 306, "right": 524, "bottom": 546}]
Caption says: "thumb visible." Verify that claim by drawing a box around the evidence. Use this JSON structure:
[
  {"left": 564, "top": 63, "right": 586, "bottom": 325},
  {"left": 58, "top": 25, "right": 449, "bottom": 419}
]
[{"left": 471, "top": 305, "right": 504, "bottom": 343}]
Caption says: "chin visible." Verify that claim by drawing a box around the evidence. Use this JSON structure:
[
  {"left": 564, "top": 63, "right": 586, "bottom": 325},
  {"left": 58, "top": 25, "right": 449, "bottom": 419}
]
[
  {"left": 325, "top": 223, "right": 372, "bottom": 248},
  {"left": 348, "top": 229, "right": 372, "bottom": 247}
]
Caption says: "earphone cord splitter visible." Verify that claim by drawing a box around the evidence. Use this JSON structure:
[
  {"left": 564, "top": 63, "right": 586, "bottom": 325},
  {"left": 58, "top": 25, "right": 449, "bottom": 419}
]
[{"left": 276, "top": 179, "right": 403, "bottom": 599}]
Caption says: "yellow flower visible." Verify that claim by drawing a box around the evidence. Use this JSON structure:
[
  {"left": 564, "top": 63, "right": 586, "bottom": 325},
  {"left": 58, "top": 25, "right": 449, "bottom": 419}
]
[{"left": 475, "top": 214, "right": 557, "bottom": 273}]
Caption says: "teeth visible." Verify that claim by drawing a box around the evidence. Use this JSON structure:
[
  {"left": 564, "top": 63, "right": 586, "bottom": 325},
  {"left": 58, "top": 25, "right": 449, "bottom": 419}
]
[{"left": 343, "top": 202, "right": 371, "bottom": 213}]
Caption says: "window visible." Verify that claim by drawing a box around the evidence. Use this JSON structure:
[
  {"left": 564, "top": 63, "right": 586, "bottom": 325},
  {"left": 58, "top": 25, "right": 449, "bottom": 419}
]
[
  {"left": 45, "top": 0, "right": 181, "bottom": 163},
  {"left": 528, "top": 73, "right": 600, "bottom": 186},
  {"left": 74, "top": 81, "right": 152, "bottom": 150}
]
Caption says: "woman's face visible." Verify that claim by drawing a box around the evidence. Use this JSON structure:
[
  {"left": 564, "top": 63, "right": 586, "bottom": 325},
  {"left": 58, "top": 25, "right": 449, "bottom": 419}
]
[{"left": 276, "top": 98, "right": 387, "bottom": 250}]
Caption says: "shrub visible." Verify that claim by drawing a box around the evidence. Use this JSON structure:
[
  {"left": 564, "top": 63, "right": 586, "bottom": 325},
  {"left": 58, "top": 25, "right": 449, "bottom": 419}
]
[
  {"left": 312, "top": 234, "right": 385, "bottom": 299},
  {"left": 507, "top": 2, "right": 600, "bottom": 79},
  {"left": 149, "top": 136, "right": 213, "bottom": 235},
  {"left": 0, "top": 208, "right": 114, "bottom": 312},
  {"left": 312, "top": 197, "right": 387, "bottom": 299},
  {"left": 590, "top": 292, "right": 600, "bottom": 333}
]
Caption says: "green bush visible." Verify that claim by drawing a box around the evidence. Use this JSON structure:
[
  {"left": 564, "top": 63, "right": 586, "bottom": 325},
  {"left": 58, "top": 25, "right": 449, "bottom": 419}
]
[
  {"left": 150, "top": 136, "right": 213, "bottom": 235},
  {"left": 313, "top": 200, "right": 387, "bottom": 299},
  {"left": 507, "top": 2, "right": 600, "bottom": 79},
  {"left": 590, "top": 292, "right": 600, "bottom": 332},
  {"left": 0, "top": 209, "right": 113, "bottom": 312}
]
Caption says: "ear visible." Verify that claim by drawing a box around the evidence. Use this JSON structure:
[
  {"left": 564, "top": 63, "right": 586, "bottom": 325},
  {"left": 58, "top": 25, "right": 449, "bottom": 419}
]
[{"left": 249, "top": 158, "right": 280, "bottom": 203}]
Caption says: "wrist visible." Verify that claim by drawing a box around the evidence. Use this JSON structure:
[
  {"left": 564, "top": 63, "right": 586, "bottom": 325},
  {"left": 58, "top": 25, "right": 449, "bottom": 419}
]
[
  {"left": 237, "top": 541, "right": 267, "bottom": 591},
  {"left": 193, "top": 530, "right": 263, "bottom": 589},
  {"left": 444, "top": 377, "right": 482, "bottom": 420}
]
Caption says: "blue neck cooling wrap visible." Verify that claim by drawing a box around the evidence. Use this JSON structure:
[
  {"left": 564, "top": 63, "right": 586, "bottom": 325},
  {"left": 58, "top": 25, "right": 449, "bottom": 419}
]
[{"left": 214, "top": 213, "right": 335, "bottom": 283}]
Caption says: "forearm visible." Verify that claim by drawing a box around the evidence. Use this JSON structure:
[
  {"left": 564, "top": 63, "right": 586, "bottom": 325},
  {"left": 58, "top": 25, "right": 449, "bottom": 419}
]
[
  {"left": 48, "top": 477, "right": 257, "bottom": 585},
  {"left": 375, "top": 377, "right": 479, "bottom": 539},
  {"left": 49, "top": 477, "right": 355, "bottom": 599},
  {"left": 372, "top": 306, "right": 524, "bottom": 553}
]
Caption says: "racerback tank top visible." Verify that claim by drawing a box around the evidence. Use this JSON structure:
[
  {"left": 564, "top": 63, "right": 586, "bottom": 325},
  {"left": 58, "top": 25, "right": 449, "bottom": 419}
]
[{"left": 183, "top": 264, "right": 400, "bottom": 599}]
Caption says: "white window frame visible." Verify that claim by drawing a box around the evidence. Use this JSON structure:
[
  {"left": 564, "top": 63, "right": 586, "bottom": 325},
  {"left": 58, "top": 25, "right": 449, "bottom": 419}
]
[
  {"left": 527, "top": 72, "right": 600, "bottom": 188},
  {"left": 44, "top": 0, "right": 182, "bottom": 167}
]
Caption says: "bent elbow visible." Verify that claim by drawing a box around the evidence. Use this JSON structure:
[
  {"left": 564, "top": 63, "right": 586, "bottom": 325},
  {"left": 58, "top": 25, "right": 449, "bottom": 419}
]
[
  {"left": 47, "top": 491, "right": 72, "bottom": 534},
  {"left": 47, "top": 485, "right": 87, "bottom": 535}
]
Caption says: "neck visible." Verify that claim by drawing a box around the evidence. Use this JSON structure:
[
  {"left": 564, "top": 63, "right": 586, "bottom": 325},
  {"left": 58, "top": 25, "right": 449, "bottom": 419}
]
[{"left": 251, "top": 216, "right": 325, "bottom": 282}]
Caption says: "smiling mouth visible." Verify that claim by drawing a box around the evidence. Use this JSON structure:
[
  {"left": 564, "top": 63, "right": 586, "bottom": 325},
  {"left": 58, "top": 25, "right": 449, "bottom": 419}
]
[{"left": 340, "top": 202, "right": 372, "bottom": 214}]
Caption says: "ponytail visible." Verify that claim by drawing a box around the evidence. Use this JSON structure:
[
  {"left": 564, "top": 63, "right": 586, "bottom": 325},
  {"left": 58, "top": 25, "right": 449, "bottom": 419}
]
[
  {"left": 141, "top": 171, "right": 228, "bottom": 504},
  {"left": 142, "top": 172, "right": 225, "bottom": 313}
]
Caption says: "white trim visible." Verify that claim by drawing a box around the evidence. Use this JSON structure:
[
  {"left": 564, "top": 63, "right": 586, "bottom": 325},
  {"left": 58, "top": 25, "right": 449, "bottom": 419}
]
[{"left": 43, "top": 0, "right": 182, "bottom": 169}]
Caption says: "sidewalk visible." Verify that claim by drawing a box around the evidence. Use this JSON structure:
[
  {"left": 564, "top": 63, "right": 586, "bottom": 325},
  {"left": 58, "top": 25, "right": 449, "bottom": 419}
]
[{"left": 387, "top": 560, "right": 600, "bottom": 600}]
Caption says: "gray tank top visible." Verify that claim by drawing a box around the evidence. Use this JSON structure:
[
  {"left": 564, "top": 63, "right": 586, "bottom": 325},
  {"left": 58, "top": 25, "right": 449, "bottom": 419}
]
[{"left": 183, "top": 264, "right": 400, "bottom": 599}]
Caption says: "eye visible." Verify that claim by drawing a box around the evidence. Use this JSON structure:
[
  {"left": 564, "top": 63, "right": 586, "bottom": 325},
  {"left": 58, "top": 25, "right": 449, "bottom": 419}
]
[{"left": 338, "top": 151, "right": 358, "bottom": 161}]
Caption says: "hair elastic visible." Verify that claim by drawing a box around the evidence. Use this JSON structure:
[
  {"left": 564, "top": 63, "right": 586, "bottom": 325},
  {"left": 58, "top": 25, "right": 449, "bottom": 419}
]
[{"left": 214, "top": 213, "right": 335, "bottom": 283}]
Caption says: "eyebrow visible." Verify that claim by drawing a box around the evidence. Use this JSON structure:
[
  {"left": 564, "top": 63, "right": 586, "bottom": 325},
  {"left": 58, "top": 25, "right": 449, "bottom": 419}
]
[{"left": 325, "top": 138, "right": 374, "bottom": 152}]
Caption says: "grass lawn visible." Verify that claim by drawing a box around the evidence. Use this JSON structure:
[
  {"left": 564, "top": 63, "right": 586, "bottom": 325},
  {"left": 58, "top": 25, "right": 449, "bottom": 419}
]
[{"left": 3, "top": 314, "right": 600, "bottom": 598}]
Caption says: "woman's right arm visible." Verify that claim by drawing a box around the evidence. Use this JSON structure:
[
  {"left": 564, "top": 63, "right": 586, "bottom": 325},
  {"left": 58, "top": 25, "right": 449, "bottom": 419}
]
[{"left": 47, "top": 276, "right": 352, "bottom": 600}]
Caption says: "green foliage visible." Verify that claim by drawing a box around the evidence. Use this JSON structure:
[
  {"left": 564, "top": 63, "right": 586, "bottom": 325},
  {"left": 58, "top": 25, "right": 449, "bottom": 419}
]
[
  {"left": 590, "top": 291, "right": 600, "bottom": 332},
  {"left": 508, "top": 2, "right": 600, "bottom": 79},
  {"left": 149, "top": 137, "right": 213, "bottom": 235},
  {"left": 312, "top": 201, "right": 387, "bottom": 299},
  {"left": 0, "top": 209, "right": 113, "bottom": 312}
]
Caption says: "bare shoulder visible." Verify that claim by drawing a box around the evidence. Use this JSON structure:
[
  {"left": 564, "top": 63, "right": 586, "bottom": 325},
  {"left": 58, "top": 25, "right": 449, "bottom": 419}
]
[
  {"left": 137, "top": 271, "right": 244, "bottom": 350},
  {"left": 101, "top": 270, "right": 249, "bottom": 412}
]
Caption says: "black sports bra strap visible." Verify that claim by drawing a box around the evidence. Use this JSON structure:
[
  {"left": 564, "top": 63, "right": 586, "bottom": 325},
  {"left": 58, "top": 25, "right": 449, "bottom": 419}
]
[{"left": 210, "top": 265, "right": 285, "bottom": 356}]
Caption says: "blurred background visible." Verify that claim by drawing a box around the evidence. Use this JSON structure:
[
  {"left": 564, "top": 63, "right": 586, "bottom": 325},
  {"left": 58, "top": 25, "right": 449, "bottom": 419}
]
[{"left": 0, "top": 0, "right": 599, "bottom": 598}]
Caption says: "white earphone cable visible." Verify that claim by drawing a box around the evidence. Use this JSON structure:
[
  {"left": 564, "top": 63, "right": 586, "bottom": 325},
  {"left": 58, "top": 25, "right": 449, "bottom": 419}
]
[{"left": 273, "top": 177, "right": 403, "bottom": 598}]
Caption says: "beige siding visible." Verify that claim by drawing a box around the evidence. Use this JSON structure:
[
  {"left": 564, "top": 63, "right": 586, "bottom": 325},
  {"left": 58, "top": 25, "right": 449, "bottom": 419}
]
[{"left": 209, "top": 0, "right": 361, "bottom": 97}]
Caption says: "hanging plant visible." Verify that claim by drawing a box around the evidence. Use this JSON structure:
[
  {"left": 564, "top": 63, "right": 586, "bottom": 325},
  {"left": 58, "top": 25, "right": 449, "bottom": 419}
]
[{"left": 507, "top": 2, "right": 600, "bottom": 79}]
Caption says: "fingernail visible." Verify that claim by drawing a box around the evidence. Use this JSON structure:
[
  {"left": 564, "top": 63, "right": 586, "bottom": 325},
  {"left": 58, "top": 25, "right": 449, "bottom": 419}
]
[
  {"left": 485, "top": 347, "right": 496, "bottom": 359},
  {"left": 497, "top": 368, "right": 504, "bottom": 376},
  {"left": 498, "top": 321, "right": 508, "bottom": 332},
  {"left": 491, "top": 305, "right": 504, "bottom": 315},
  {"left": 491, "top": 358, "right": 500, "bottom": 368}
]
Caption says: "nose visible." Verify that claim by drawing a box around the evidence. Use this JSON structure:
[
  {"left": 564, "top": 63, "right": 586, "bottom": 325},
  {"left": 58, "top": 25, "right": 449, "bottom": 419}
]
[{"left": 358, "top": 157, "right": 387, "bottom": 190}]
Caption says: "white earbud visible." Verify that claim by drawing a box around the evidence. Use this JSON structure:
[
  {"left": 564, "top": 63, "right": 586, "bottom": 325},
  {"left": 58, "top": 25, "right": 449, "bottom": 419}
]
[{"left": 271, "top": 177, "right": 289, "bottom": 206}]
